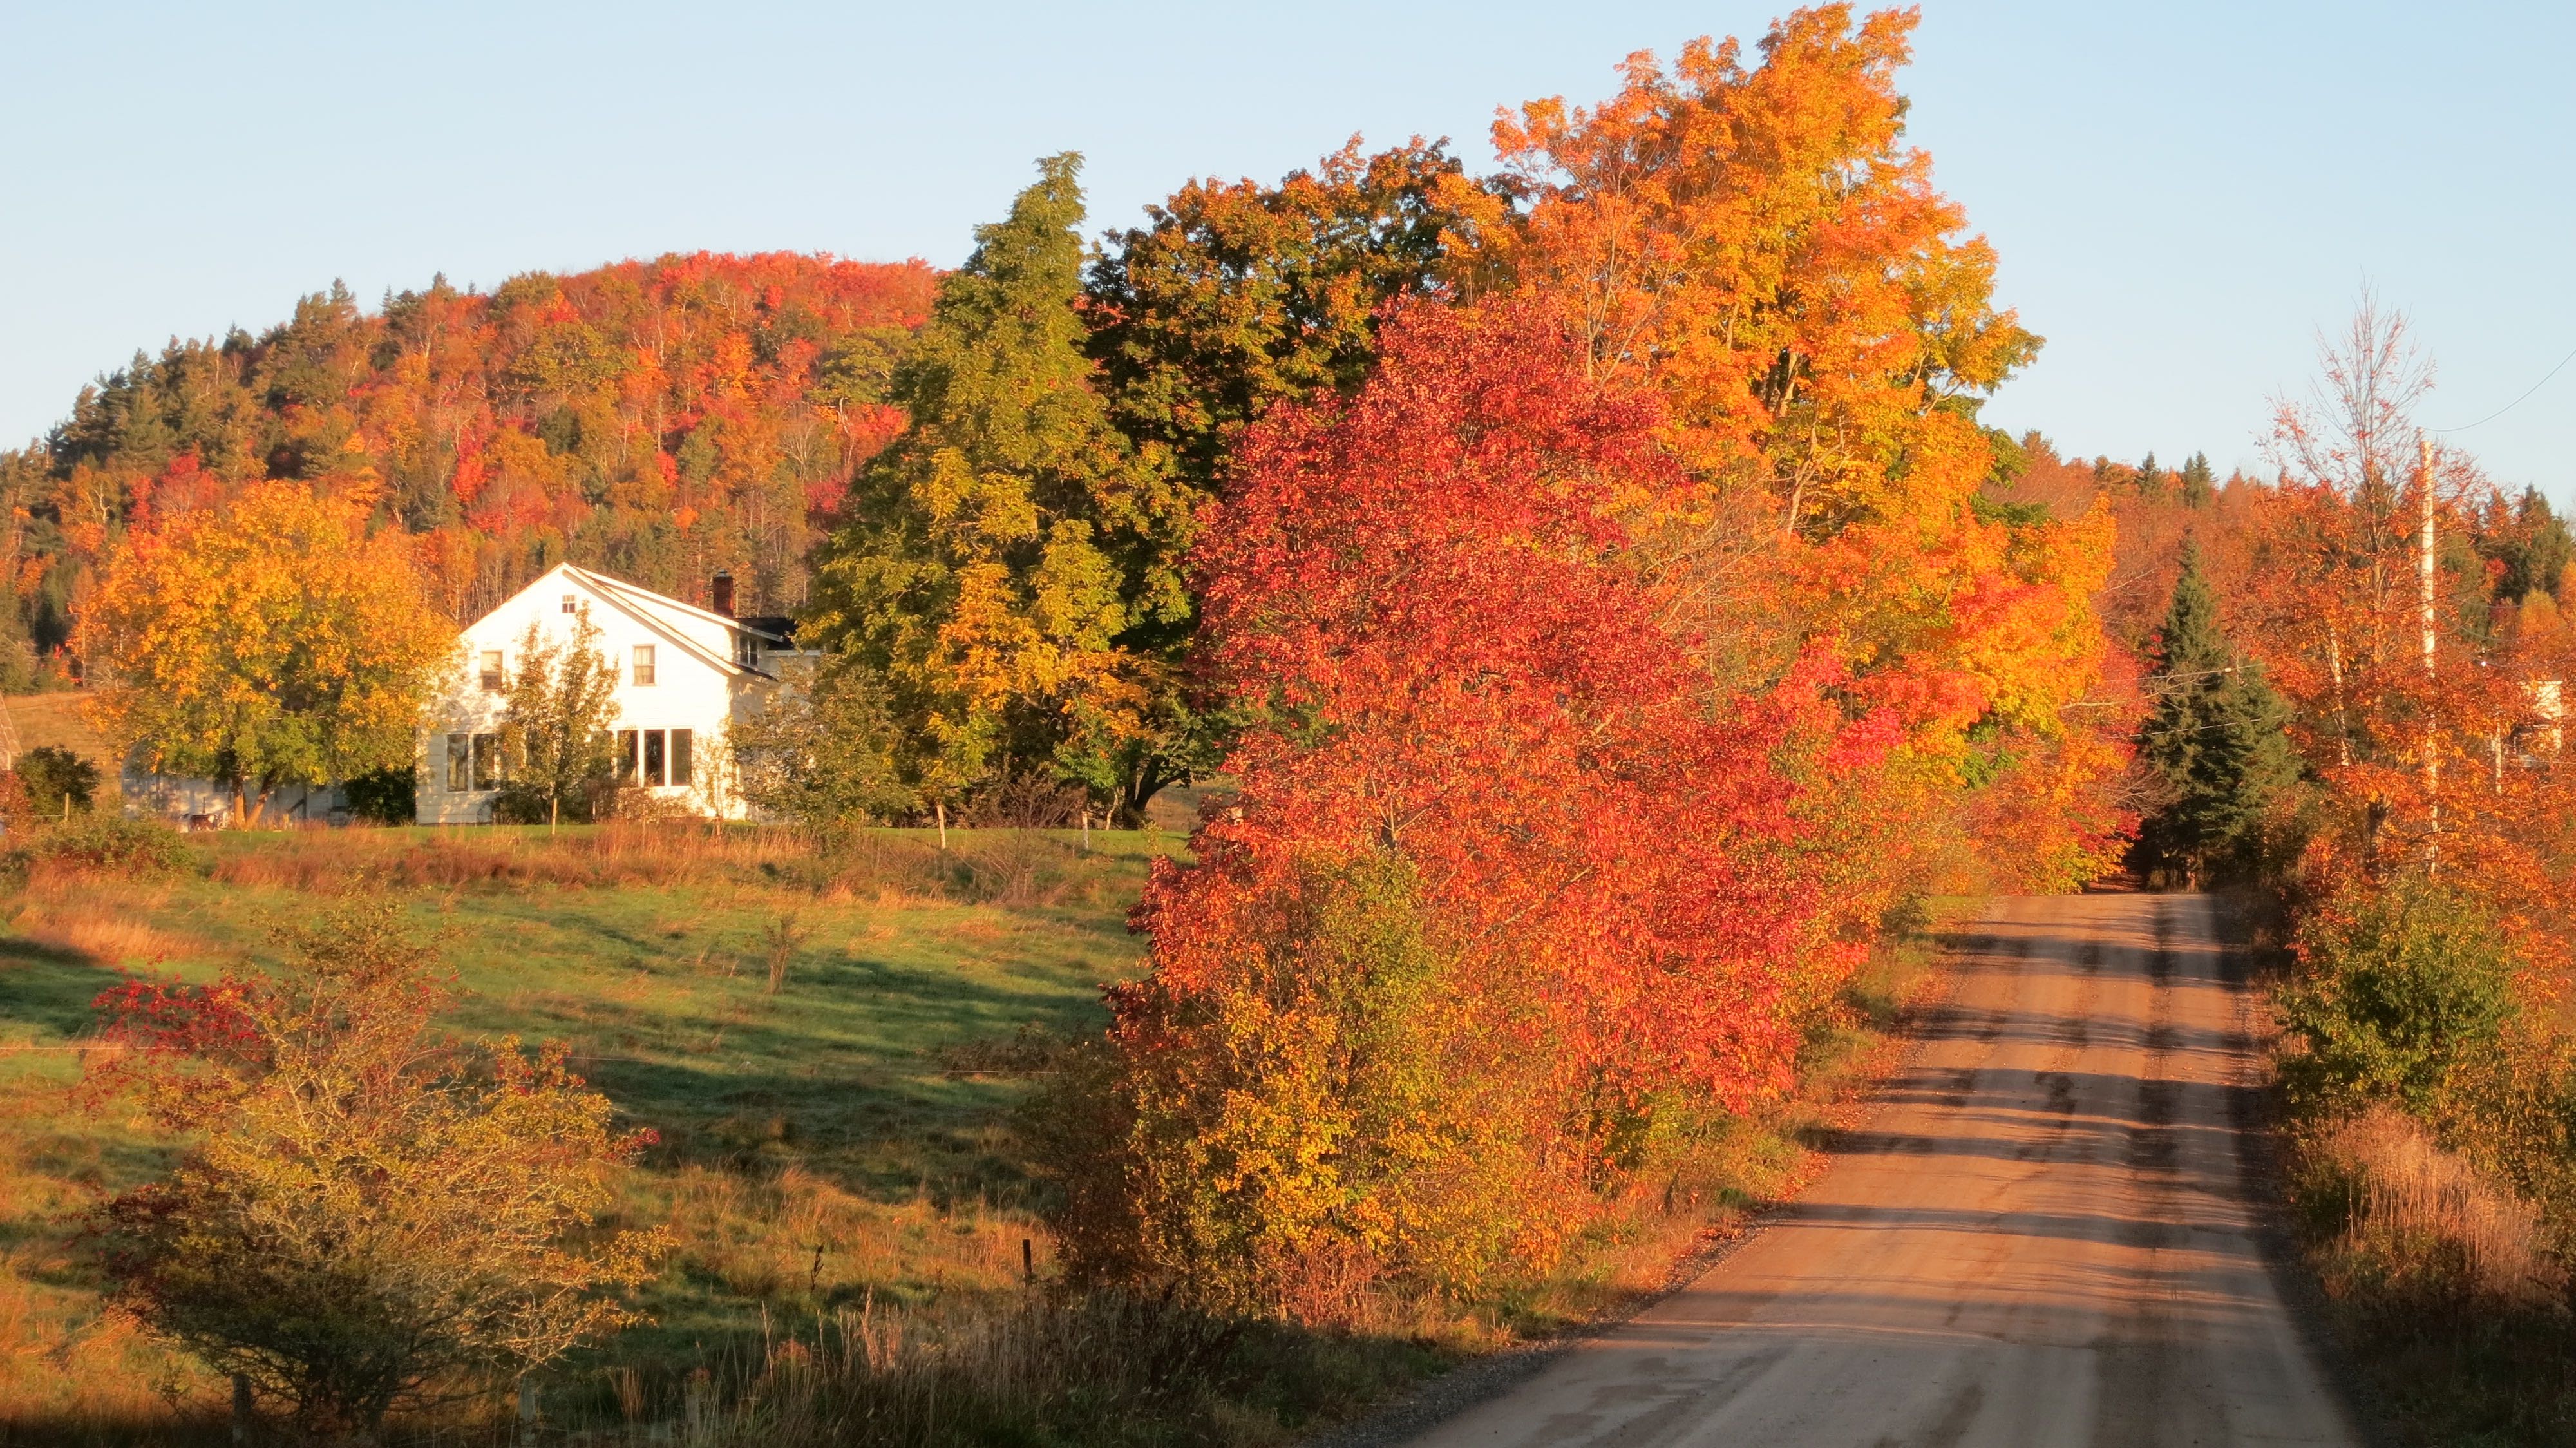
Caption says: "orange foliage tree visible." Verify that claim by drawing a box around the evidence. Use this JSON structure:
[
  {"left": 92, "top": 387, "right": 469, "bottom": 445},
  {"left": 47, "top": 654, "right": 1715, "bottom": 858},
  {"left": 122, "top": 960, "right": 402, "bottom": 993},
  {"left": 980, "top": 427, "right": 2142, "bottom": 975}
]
[
  {"left": 1051, "top": 305, "right": 1888, "bottom": 1309},
  {"left": 1050, "top": 6, "right": 2134, "bottom": 1317},
  {"left": 1486, "top": 2, "right": 2125, "bottom": 902},
  {"left": 74, "top": 481, "right": 453, "bottom": 823}
]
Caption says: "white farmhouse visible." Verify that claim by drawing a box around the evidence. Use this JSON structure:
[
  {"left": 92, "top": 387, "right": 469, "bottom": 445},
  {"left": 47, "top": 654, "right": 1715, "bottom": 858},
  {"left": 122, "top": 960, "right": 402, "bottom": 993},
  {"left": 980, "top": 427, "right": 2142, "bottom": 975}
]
[{"left": 419, "top": 564, "right": 810, "bottom": 823}]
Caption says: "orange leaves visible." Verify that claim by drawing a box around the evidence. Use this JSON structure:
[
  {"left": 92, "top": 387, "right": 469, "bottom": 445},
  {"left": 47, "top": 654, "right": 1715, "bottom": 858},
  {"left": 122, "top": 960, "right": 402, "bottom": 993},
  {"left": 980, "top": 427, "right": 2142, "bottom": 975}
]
[
  {"left": 1488, "top": 5, "right": 2112, "bottom": 897},
  {"left": 75, "top": 481, "right": 453, "bottom": 810},
  {"left": 1491, "top": 6, "right": 2035, "bottom": 503},
  {"left": 30, "top": 252, "right": 940, "bottom": 650}
]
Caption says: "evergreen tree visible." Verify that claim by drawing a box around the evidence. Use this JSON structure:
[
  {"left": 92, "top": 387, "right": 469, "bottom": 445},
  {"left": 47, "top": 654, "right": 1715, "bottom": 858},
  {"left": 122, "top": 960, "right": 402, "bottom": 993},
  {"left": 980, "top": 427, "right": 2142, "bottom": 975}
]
[
  {"left": 2135, "top": 451, "right": 2163, "bottom": 500},
  {"left": 803, "top": 155, "right": 1142, "bottom": 816},
  {"left": 2134, "top": 540, "right": 2300, "bottom": 883},
  {"left": 2179, "top": 451, "right": 2216, "bottom": 508},
  {"left": 2490, "top": 486, "right": 2573, "bottom": 603}
]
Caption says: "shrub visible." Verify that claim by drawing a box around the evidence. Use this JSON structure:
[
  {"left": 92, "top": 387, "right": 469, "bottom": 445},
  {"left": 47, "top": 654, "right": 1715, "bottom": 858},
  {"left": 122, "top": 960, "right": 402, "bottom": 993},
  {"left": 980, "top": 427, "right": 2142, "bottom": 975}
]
[
  {"left": 341, "top": 765, "right": 417, "bottom": 826},
  {"left": 2277, "top": 877, "right": 2519, "bottom": 1117},
  {"left": 1046, "top": 852, "right": 1567, "bottom": 1316},
  {"left": 731, "top": 667, "right": 917, "bottom": 826},
  {"left": 88, "top": 897, "right": 668, "bottom": 1440},
  {"left": 13, "top": 812, "right": 191, "bottom": 875},
  {"left": 15, "top": 744, "right": 98, "bottom": 818}
]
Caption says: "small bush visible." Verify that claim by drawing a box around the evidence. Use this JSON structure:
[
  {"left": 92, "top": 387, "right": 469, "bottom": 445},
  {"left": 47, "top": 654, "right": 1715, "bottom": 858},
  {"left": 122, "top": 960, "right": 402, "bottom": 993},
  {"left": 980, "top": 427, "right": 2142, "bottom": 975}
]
[
  {"left": 342, "top": 765, "right": 417, "bottom": 825},
  {"left": 88, "top": 897, "right": 667, "bottom": 1440},
  {"left": 2276, "top": 877, "right": 2519, "bottom": 1117},
  {"left": 12, "top": 812, "right": 191, "bottom": 876},
  {"left": 1043, "top": 851, "right": 1571, "bottom": 1317},
  {"left": 15, "top": 745, "right": 98, "bottom": 817}
]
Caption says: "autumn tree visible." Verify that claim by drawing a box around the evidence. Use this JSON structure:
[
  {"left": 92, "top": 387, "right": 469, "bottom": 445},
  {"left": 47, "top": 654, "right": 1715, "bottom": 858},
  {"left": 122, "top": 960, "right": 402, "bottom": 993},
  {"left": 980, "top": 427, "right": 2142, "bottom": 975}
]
[
  {"left": 492, "top": 608, "right": 621, "bottom": 828},
  {"left": 1486, "top": 5, "right": 2121, "bottom": 904},
  {"left": 90, "top": 897, "right": 665, "bottom": 1441},
  {"left": 804, "top": 155, "right": 1143, "bottom": 819},
  {"left": 1087, "top": 137, "right": 1503, "bottom": 515},
  {"left": 75, "top": 482, "right": 453, "bottom": 825},
  {"left": 1073, "top": 139, "right": 1511, "bottom": 811},
  {"left": 2133, "top": 541, "right": 2299, "bottom": 883},
  {"left": 1051, "top": 305, "right": 1875, "bottom": 1307}
]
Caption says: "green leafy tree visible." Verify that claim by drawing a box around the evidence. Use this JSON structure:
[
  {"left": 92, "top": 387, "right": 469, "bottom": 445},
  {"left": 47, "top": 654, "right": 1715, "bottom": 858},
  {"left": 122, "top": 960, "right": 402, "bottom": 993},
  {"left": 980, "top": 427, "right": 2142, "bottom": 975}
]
[
  {"left": 2134, "top": 540, "right": 2300, "bottom": 882},
  {"left": 2277, "top": 877, "right": 2519, "bottom": 1115},
  {"left": 728, "top": 664, "right": 918, "bottom": 826},
  {"left": 2488, "top": 486, "right": 2573, "bottom": 604},
  {"left": 15, "top": 744, "right": 99, "bottom": 817},
  {"left": 2134, "top": 451, "right": 2163, "bottom": 500},
  {"left": 493, "top": 610, "right": 621, "bottom": 827},
  {"left": 805, "top": 155, "right": 1142, "bottom": 819},
  {"left": 90, "top": 897, "right": 666, "bottom": 1442}
]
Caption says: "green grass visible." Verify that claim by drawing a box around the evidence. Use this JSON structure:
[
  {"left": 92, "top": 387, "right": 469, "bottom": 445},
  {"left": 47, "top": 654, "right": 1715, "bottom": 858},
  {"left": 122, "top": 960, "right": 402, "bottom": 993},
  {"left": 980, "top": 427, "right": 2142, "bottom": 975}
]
[{"left": 0, "top": 824, "right": 1175, "bottom": 1433}]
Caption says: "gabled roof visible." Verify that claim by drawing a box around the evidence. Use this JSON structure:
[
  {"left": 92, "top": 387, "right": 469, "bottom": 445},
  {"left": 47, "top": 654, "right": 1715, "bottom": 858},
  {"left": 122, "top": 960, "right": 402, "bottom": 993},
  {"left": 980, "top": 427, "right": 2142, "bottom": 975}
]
[{"left": 477, "top": 563, "right": 786, "bottom": 682}]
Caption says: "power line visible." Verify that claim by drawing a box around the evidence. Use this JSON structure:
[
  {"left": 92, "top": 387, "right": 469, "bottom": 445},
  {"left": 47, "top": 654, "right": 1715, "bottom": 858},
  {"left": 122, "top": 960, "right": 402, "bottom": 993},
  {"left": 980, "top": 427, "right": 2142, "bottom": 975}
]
[{"left": 2430, "top": 341, "right": 2576, "bottom": 433}]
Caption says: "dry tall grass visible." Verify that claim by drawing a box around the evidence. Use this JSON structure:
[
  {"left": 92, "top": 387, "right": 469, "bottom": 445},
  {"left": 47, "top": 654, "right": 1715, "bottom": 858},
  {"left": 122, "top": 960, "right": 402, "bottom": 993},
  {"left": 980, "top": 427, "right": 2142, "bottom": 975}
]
[
  {"left": 2306, "top": 1106, "right": 2563, "bottom": 1307},
  {"left": 206, "top": 824, "right": 1106, "bottom": 910}
]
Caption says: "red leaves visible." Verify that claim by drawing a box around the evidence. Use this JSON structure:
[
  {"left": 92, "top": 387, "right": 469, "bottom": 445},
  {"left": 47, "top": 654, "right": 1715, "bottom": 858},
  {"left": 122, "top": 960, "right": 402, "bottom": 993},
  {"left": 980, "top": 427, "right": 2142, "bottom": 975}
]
[{"left": 1148, "top": 301, "right": 1877, "bottom": 1110}]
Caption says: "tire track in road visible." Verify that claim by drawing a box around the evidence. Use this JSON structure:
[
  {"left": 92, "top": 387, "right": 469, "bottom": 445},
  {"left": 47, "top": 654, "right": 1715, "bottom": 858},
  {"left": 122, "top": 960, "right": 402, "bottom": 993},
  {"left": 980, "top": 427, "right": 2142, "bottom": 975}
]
[{"left": 1406, "top": 893, "right": 2362, "bottom": 1448}]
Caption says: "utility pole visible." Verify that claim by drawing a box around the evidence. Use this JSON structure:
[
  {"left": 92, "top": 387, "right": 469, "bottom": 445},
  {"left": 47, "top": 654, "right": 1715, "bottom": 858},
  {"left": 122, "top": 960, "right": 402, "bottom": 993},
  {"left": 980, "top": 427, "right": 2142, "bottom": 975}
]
[{"left": 2418, "top": 430, "right": 2440, "bottom": 860}]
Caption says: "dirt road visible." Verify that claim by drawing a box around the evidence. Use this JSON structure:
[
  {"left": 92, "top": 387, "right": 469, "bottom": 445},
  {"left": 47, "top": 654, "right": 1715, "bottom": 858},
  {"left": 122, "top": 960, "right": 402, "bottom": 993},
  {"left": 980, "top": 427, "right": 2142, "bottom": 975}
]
[{"left": 1412, "top": 893, "right": 2362, "bottom": 1448}]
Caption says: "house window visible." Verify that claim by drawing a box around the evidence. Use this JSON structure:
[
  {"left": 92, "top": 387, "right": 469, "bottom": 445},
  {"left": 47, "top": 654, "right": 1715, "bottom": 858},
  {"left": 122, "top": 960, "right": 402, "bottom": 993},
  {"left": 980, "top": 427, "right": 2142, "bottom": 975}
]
[
  {"left": 446, "top": 734, "right": 471, "bottom": 792},
  {"left": 670, "top": 729, "right": 693, "bottom": 788},
  {"left": 480, "top": 651, "right": 505, "bottom": 691},
  {"left": 561, "top": 594, "right": 576, "bottom": 614},
  {"left": 642, "top": 728, "right": 666, "bottom": 787},
  {"left": 472, "top": 733, "right": 504, "bottom": 791},
  {"left": 615, "top": 729, "right": 639, "bottom": 786},
  {"left": 632, "top": 645, "right": 656, "bottom": 686}
]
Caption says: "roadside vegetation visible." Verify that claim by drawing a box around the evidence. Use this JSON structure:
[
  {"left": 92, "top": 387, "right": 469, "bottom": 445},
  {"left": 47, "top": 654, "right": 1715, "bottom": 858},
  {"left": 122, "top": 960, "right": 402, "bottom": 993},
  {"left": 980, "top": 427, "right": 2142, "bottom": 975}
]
[
  {"left": 0, "top": 822, "right": 1954, "bottom": 1444},
  {"left": 2075, "top": 300, "right": 2576, "bottom": 1444}
]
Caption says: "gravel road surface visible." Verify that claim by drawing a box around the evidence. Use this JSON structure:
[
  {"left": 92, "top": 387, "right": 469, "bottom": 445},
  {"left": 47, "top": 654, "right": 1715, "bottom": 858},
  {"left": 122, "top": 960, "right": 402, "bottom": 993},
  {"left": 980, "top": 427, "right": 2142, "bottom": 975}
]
[{"left": 1408, "top": 892, "right": 2362, "bottom": 1448}]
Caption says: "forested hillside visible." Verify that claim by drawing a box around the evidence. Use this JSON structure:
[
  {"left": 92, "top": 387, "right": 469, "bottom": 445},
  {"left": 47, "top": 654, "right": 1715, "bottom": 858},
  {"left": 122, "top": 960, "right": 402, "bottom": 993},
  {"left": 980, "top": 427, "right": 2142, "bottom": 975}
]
[{"left": 0, "top": 252, "right": 939, "bottom": 685}]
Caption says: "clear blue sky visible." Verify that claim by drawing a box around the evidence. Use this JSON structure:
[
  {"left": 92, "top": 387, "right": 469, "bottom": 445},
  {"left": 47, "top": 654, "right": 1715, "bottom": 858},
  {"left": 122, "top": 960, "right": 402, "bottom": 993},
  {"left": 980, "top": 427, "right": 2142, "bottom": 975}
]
[{"left": 3, "top": 1, "right": 2570, "bottom": 507}]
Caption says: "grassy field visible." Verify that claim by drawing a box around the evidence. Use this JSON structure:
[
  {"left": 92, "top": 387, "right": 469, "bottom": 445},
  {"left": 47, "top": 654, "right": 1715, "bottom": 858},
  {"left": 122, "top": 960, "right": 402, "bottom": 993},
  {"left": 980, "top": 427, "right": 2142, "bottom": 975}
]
[
  {"left": 0, "top": 823, "right": 1959, "bottom": 1445},
  {"left": 1, "top": 823, "right": 1180, "bottom": 1435}
]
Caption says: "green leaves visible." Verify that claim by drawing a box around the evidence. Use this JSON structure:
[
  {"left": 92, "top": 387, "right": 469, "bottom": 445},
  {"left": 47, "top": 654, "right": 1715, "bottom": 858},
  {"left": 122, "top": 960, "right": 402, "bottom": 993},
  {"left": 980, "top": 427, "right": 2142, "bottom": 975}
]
[
  {"left": 492, "top": 607, "right": 622, "bottom": 824},
  {"left": 2279, "top": 878, "right": 2520, "bottom": 1116},
  {"left": 807, "top": 155, "right": 1145, "bottom": 808}
]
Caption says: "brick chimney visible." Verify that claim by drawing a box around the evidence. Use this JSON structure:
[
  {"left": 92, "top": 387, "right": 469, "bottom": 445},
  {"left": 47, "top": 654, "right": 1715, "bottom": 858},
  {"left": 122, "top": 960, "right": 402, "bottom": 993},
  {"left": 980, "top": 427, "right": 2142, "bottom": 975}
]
[{"left": 711, "top": 570, "right": 735, "bottom": 618}]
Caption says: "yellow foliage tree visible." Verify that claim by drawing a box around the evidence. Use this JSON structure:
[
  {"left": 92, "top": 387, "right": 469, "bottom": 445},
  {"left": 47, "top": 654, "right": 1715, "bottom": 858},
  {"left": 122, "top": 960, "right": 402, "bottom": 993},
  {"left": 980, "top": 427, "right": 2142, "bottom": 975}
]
[{"left": 75, "top": 482, "right": 454, "bottom": 824}]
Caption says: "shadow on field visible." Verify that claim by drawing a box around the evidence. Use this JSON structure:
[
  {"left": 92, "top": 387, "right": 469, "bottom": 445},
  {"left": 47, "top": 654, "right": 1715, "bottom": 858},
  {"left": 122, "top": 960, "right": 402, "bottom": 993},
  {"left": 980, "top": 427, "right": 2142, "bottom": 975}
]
[{"left": 0, "top": 936, "right": 115, "bottom": 1040}]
